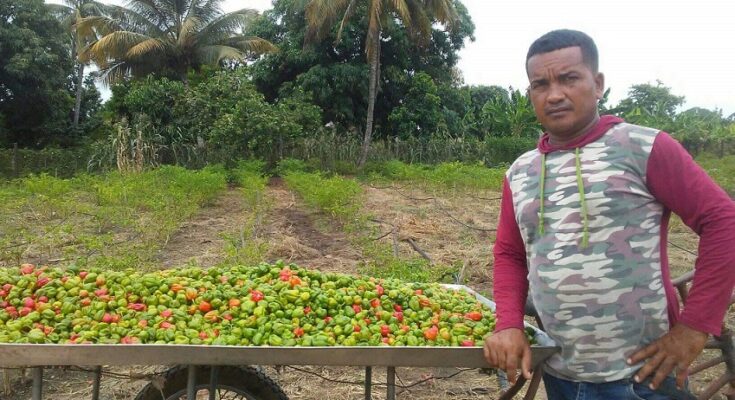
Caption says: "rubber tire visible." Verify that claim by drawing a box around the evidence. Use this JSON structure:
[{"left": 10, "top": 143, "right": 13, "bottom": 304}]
[{"left": 134, "top": 365, "right": 289, "bottom": 400}]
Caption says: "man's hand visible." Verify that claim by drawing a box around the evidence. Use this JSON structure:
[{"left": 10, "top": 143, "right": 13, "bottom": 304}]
[
  {"left": 627, "top": 323, "right": 709, "bottom": 390},
  {"left": 483, "top": 328, "right": 532, "bottom": 384}
]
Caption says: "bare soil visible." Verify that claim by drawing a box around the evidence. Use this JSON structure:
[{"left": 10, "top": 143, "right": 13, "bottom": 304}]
[{"left": 3, "top": 178, "right": 730, "bottom": 400}]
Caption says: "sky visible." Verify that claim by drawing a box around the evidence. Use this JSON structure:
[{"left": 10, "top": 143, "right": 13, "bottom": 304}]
[
  {"left": 53, "top": 0, "right": 735, "bottom": 115},
  {"left": 223, "top": 0, "right": 735, "bottom": 116}
]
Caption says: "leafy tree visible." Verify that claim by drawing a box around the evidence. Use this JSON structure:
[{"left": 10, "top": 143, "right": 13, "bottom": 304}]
[
  {"left": 304, "top": 0, "right": 460, "bottom": 167},
  {"left": 480, "top": 89, "right": 541, "bottom": 137},
  {"left": 613, "top": 81, "right": 685, "bottom": 119},
  {"left": 0, "top": 0, "right": 74, "bottom": 147},
  {"left": 79, "top": 0, "right": 276, "bottom": 84},
  {"left": 388, "top": 72, "right": 446, "bottom": 138},
  {"left": 47, "top": 0, "right": 110, "bottom": 127},
  {"left": 249, "top": 0, "right": 474, "bottom": 147}
]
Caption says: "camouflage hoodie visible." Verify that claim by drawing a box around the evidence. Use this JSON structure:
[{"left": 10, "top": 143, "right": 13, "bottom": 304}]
[{"left": 493, "top": 115, "right": 735, "bottom": 381}]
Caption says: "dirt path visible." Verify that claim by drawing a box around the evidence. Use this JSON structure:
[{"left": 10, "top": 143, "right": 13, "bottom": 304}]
[
  {"left": 156, "top": 187, "right": 249, "bottom": 268},
  {"left": 263, "top": 177, "right": 363, "bottom": 274}
]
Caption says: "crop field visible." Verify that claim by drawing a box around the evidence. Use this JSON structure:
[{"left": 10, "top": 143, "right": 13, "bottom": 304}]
[{"left": 0, "top": 160, "right": 723, "bottom": 399}]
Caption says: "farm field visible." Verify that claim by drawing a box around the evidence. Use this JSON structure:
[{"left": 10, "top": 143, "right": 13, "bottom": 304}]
[{"left": 0, "top": 160, "right": 724, "bottom": 400}]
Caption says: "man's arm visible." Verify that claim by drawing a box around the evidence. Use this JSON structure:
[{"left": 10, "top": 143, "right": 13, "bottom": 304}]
[
  {"left": 629, "top": 131, "right": 735, "bottom": 390},
  {"left": 484, "top": 177, "right": 532, "bottom": 383}
]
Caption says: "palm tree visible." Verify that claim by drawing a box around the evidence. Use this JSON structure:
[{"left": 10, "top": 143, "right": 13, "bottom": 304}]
[
  {"left": 304, "top": 0, "right": 458, "bottom": 167},
  {"left": 78, "top": 0, "right": 276, "bottom": 85},
  {"left": 47, "top": 0, "right": 110, "bottom": 127}
]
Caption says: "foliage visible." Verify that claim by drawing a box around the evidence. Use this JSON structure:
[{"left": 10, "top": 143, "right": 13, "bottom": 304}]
[
  {"left": 480, "top": 89, "right": 541, "bottom": 137},
  {"left": 0, "top": 166, "right": 227, "bottom": 268},
  {"left": 0, "top": 147, "right": 96, "bottom": 178},
  {"left": 249, "top": 0, "right": 474, "bottom": 141},
  {"left": 78, "top": 0, "right": 275, "bottom": 83},
  {"left": 0, "top": 0, "right": 75, "bottom": 147},
  {"left": 695, "top": 154, "right": 735, "bottom": 196},
  {"left": 364, "top": 160, "right": 505, "bottom": 191},
  {"left": 388, "top": 72, "right": 447, "bottom": 138},
  {"left": 282, "top": 171, "right": 362, "bottom": 221}
]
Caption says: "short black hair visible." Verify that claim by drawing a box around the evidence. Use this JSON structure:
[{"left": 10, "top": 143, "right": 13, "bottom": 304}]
[{"left": 526, "top": 29, "right": 599, "bottom": 73}]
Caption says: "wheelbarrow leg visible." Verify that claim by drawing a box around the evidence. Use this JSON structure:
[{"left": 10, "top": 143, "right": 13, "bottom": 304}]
[
  {"left": 91, "top": 366, "right": 102, "bottom": 400},
  {"left": 209, "top": 366, "right": 219, "bottom": 400},
  {"left": 386, "top": 366, "right": 396, "bottom": 400},
  {"left": 186, "top": 365, "right": 196, "bottom": 399},
  {"left": 364, "top": 367, "right": 372, "bottom": 400},
  {"left": 31, "top": 367, "right": 43, "bottom": 400}
]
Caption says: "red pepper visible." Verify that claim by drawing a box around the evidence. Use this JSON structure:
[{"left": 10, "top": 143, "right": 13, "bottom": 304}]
[
  {"left": 160, "top": 309, "right": 173, "bottom": 318},
  {"left": 376, "top": 285, "right": 384, "bottom": 296},
  {"left": 414, "top": 289, "right": 423, "bottom": 295},
  {"left": 289, "top": 276, "right": 303, "bottom": 287},
  {"left": 199, "top": 331, "right": 208, "bottom": 340},
  {"left": 352, "top": 304, "right": 362, "bottom": 313},
  {"left": 464, "top": 311, "right": 483, "bottom": 321},
  {"left": 461, "top": 340, "right": 475, "bottom": 347},
  {"left": 279, "top": 268, "right": 292, "bottom": 281},
  {"left": 35, "top": 277, "right": 50, "bottom": 288},
  {"left": 393, "top": 304, "right": 402, "bottom": 312},
  {"left": 393, "top": 311, "right": 404, "bottom": 322},
  {"left": 304, "top": 306, "right": 312, "bottom": 315},
  {"left": 324, "top": 316, "right": 333, "bottom": 324},
  {"left": 250, "top": 290, "right": 265, "bottom": 302},
  {"left": 353, "top": 325, "right": 361, "bottom": 333},
  {"left": 370, "top": 298, "right": 380, "bottom": 308},
  {"left": 198, "top": 301, "right": 212, "bottom": 312},
  {"left": 423, "top": 326, "right": 438, "bottom": 340},
  {"left": 128, "top": 303, "right": 147, "bottom": 311},
  {"left": 293, "top": 327, "right": 304, "bottom": 337},
  {"left": 380, "top": 325, "right": 390, "bottom": 337}
]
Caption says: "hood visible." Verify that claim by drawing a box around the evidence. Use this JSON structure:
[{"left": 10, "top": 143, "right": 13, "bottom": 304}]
[
  {"left": 536, "top": 115, "right": 624, "bottom": 249},
  {"left": 537, "top": 115, "right": 624, "bottom": 154}
]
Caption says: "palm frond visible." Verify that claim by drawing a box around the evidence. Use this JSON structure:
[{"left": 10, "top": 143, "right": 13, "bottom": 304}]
[
  {"left": 389, "top": 0, "right": 411, "bottom": 27},
  {"left": 86, "top": 31, "right": 153, "bottom": 64},
  {"left": 96, "top": 61, "right": 132, "bottom": 85},
  {"left": 198, "top": 8, "right": 259, "bottom": 42},
  {"left": 335, "top": 0, "right": 357, "bottom": 44},
  {"left": 195, "top": 45, "right": 245, "bottom": 65},
  {"left": 229, "top": 37, "right": 278, "bottom": 54},
  {"left": 304, "top": 0, "right": 351, "bottom": 43},
  {"left": 126, "top": 37, "right": 167, "bottom": 58},
  {"left": 178, "top": 16, "right": 202, "bottom": 47},
  {"left": 424, "top": 0, "right": 458, "bottom": 28}
]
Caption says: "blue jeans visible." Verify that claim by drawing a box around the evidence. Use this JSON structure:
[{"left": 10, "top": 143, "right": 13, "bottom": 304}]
[{"left": 543, "top": 373, "right": 695, "bottom": 400}]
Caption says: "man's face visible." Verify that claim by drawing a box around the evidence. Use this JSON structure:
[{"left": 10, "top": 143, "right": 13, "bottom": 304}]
[{"left": 526, "top": 46, "right": 604, "bottom": 140}]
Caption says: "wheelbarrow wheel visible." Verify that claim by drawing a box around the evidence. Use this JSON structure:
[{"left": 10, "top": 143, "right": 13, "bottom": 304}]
[{"left": 134, "top": 365, "right": 289, "bottom": 400}]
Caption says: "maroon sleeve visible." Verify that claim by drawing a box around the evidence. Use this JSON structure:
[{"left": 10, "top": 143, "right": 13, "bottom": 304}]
[
  {"left": 492, "top": 177, "right": 529, "bottom": 332},
  {"left": 647, "top": 132, "right": 735, "bottom": 336}
]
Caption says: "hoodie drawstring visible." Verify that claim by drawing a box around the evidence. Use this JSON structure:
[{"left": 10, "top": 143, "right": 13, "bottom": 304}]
[
  {"left": 574, "top": 148, "right": 590, "bottom": 248},
  {"left": 537, "top": 149, "right": 590, "bottom": 249},
  {"left": 538, "top": 153, "right": 546, "bottom": 236}
]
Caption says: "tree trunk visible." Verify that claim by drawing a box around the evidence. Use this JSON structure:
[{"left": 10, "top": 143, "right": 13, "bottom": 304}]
[
  {"left": 357, "top": 34, "right": 381, "bottom": 169},
  {"left": 73, "top": 62, "right": 84, "bottom": 127}
]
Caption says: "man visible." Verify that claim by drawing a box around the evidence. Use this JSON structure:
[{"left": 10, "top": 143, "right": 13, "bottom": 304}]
[{"left": 484, "top": 29, "right": 735, "bottom": 399}]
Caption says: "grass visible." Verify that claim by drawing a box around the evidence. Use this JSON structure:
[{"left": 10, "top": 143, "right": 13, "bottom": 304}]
[
  {"left": 0, "top": 166, "right": 227, "bottom": 269},
  {"left": 282, "top": 169, "right": 362, "bottom": 222},
  {"left": 364, "top": 160, "right": 506, "bottom": 192},
  {"left": 696, "top": 154, "right": 735, "bottom": 196}
]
